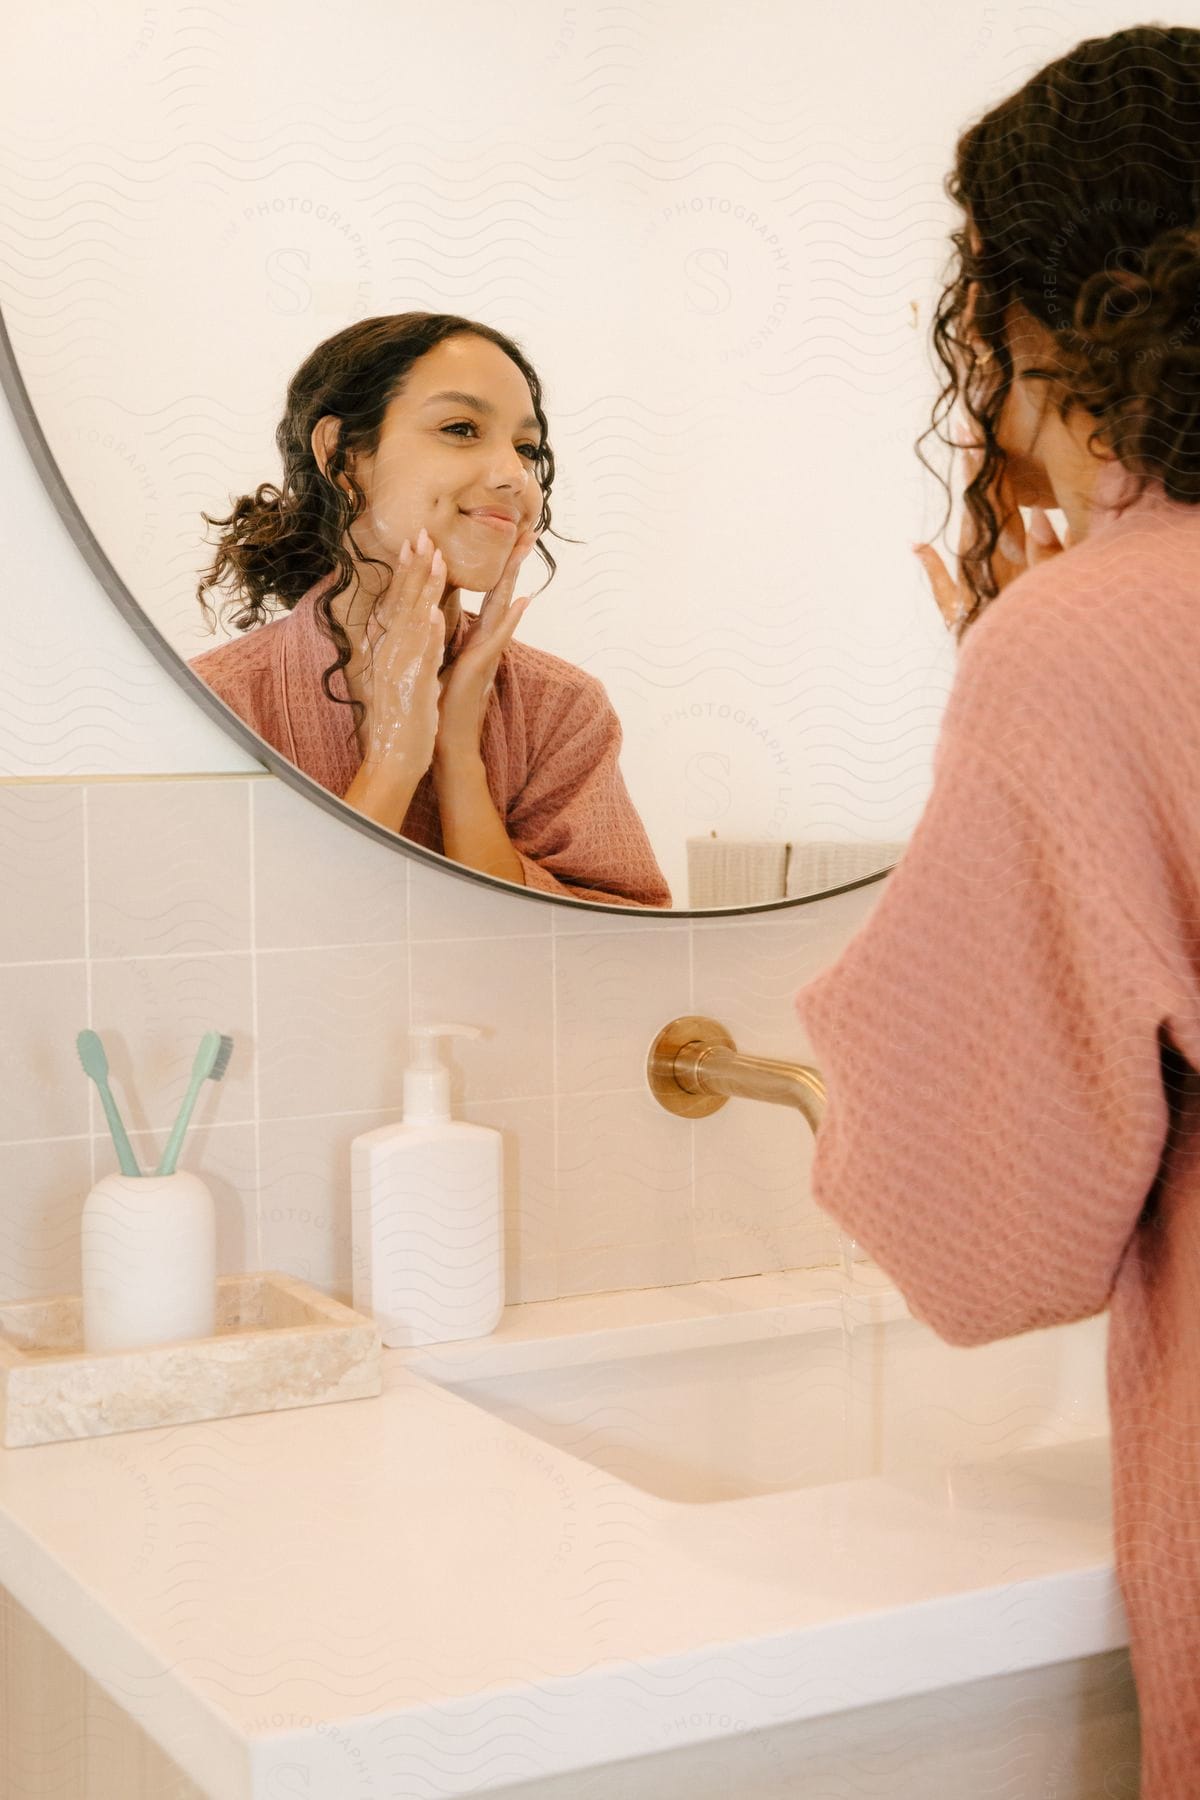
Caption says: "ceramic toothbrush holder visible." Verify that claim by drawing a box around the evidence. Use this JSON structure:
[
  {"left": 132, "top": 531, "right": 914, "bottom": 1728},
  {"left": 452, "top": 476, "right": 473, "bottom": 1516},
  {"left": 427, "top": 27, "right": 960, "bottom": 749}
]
[{"left": 81, "top": 1171, "right": 217, "bottom": 1353}]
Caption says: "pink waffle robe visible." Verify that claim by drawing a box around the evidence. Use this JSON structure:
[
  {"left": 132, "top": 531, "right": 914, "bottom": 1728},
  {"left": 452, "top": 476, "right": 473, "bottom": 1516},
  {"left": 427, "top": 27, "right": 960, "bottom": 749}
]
[
  {"left": 795, "top": 458, "right": 1200, "bottom": 1797},
  {"left": 190, "top": 577, "right": 672, "bottom": 909}
]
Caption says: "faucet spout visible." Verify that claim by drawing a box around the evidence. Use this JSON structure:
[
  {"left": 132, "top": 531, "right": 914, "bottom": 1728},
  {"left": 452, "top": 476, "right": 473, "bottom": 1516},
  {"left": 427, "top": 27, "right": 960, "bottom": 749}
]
[{"left": 647, "top": 1016, "right": 826, "bottom": 1136}]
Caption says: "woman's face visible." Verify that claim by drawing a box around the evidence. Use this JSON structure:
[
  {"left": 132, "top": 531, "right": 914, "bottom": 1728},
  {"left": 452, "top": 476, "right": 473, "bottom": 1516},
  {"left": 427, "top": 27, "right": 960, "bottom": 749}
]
[
  {"left": 331, "top": 333, "right": 545, "bottom": 593},
  {"left": 962, "top": 228, "right": 1063, "bottom": 508},
  {"left": 992, "top": 304, "right": 1064, "bottom": 509}
]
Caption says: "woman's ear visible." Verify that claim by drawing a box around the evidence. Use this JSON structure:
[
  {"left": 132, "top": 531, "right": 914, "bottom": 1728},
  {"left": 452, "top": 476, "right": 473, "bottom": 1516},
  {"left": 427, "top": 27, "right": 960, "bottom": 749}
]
[{"left": 311, "top": 414, "right": 349, "bottom": 491}]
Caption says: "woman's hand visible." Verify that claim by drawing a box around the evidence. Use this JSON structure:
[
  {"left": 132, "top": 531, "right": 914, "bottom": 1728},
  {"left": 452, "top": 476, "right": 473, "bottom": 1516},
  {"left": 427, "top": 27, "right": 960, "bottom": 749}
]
[
  {"left": 426, "top": 527, "right": 538, "bottom": 886},
  {"left": 342, "top": 529, "right": 447, "bottom": 831},
  {"left": 358, "top": 529, "right": 447, "bottom": 770},
  {"left": 434, "top": 528, "right": 538, "bottom": 767},
  {"left": 913, "top": 446, "right": 1074, "bottom": 628}
]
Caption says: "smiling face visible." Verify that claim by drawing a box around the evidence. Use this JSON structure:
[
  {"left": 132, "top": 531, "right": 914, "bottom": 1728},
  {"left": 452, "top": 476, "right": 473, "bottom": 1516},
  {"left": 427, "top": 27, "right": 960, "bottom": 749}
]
[{"left": 336, "top": 333, "right": 546, "bottom": 595}]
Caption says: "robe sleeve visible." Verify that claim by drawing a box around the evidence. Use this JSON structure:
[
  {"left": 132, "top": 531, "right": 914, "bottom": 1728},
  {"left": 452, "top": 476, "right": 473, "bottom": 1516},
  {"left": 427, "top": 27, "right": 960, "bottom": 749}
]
[
  {"left": 505, "top": 675, "right": 673, "bottom": 909},
  {"left": 795, "top": 603, "right": 1174, "bottom": 1347}
]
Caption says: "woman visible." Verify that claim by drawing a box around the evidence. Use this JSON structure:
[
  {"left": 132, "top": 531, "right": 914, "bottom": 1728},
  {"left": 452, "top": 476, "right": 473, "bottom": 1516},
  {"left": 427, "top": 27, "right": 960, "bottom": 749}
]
[
  {"left": 191, "top": 314, "right": 672, "bottom": 908},
  {"left": 796, "top": 25, "right": 1200, "bottom": 1795}
]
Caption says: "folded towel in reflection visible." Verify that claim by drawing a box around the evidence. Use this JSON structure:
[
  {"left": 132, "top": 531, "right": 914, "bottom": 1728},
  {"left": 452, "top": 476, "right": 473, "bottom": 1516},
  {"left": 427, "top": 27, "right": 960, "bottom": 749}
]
[
  {"left": 784, "top": 840, "right": 906, "bottom": 900},
  {"left": 686, "top": 837, "right": 788, "bottom": 908}
]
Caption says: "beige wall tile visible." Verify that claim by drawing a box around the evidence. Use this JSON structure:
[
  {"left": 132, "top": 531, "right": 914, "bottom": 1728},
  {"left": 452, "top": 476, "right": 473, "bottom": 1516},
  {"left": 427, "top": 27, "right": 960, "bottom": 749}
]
[
  {"left": 256, "top": 945, "right": 409, "bottom": 1119},
  {"left": 462, "top": 1096, "right": 556, "bottom": 1293},
  {"left": 693, "top": 1234, "right": 782, "bottom": 1284},
  {"left": 253, "top": 781, "right": 408, "bottom": 950},
  {"left": 0, "top": 785, "right": 85, "bottom": 964},
  {"left": 409, "top": 858, "right": 551, "bottom": 941},
  {"left": 552, "top": 901, "right": 682, "bottom": 937},
  {"left": 693, "top": 1094, "right": 835, "bottom": 1276},
  {"left": 556, "top": 1240, "right": 697, "bottom": 1298},
  {"left": 87, "top": 782, "right": 251, "bottom": 959},
  {"left": 2, "top": 771, "right": 883, "bottom": 1310},
  {"left": 554, "top": 926, "right": 692, "bottom": 1097},
  {"left": 88, "top": 955, "right": 255, "bottom": 1133},
  {"left": 257, "top": 1111, "right": 400, "bottom": 1299},
  {"left": 556, "top": 1091, "right": 693, "bottom": 1255},
  {"left": 0, "top": 962, "right": 90, "bottom": 1141},
  {"left": 507, "top": 1253, "right": 557, "bottom": 1305},
  {"left": 691, "top": 879, "right": 886, "bottom": 1061},
  {"left": 0, "top": 1138, "right": 91, "bottom": 1300},
  {"left": 692, "top": 1210, "right": 836, "bottom": 1283},
  {"left": 411, "top": 935, "right": 553, "bottom": 1103}
]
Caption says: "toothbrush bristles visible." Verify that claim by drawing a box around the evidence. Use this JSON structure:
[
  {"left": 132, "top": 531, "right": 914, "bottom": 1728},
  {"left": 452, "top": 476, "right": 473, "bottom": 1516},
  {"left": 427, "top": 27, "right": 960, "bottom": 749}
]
[
  {"left": 210, "top": 1034, "right": 234, "bottom": 1081},
  {"left": 76, "top": 1028, "right": 108, "bottom": 1078}
]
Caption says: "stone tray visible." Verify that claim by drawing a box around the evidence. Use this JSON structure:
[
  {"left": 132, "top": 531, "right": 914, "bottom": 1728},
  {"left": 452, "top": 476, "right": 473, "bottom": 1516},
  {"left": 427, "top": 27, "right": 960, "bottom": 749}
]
[{"left": 0, "top": 1271, "right": 382, "bottom": 1447}]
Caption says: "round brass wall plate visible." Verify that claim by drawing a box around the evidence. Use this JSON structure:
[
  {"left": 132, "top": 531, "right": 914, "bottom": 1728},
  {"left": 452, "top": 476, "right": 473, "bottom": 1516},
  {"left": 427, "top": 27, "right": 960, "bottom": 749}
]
[{"left": 646, "top": 1015, "right": 738, "bottom": 1118}]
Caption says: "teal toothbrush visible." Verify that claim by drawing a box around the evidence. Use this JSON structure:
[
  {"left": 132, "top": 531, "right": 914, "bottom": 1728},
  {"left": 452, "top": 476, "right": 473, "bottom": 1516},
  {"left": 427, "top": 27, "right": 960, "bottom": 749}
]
[
  {"left": 155, "top": 1031, "right": 234, "bottom": 1176},
  {"left": 76, "top": 1029, "right": 141, "bottom": 1177}
]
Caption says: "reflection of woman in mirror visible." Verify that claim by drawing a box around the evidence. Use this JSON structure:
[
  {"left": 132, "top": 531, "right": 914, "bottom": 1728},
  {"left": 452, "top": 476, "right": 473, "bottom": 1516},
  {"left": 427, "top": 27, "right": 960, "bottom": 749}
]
[
  {"left": 191, "top": 314, "right": 671, "bottom": 908},
  {"left": 795, "top": 26, "right": 1200, "bottom": 1794}
]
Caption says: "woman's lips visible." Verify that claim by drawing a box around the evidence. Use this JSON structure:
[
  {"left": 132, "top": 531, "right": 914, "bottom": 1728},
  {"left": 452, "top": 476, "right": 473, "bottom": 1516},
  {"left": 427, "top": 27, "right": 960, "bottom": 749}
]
[{"left": 462, "top": 510, "right": 518, "bottom": 533}]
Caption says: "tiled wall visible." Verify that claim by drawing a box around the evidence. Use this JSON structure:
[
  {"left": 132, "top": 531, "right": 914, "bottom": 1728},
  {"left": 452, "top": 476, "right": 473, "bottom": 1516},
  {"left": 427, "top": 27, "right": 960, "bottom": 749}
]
[{"left": 0, "top": 773, "right": 885, "bottom": 1308}]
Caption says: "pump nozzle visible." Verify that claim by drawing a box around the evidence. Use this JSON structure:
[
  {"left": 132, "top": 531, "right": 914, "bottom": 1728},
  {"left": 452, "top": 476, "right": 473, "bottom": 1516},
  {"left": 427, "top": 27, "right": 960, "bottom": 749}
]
[{"left": 404, "top": 1024, "right": 484, "bottom": 1123}]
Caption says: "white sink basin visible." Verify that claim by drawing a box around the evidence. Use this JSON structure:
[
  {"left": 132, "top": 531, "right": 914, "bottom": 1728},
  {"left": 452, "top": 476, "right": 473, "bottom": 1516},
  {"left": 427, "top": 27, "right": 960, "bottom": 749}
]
[{"left": 427, "top": 1307, "right": 1109, "bottom": 1504}]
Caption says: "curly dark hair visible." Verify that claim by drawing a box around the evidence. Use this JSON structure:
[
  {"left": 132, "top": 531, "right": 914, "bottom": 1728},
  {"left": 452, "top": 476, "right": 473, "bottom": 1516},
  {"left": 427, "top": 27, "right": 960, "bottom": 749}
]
[
  {"left": 196, "top": 312, "right": 562, "bottom": 713},
  {"left": 917, "top": 23, "right": 1200, "bottom": 637}
]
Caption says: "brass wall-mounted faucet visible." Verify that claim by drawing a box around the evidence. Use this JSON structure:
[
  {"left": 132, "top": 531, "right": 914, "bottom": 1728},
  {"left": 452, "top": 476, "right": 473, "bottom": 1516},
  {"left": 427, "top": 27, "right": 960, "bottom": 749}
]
[{"left": 646, "top": 1016, "right": 826, "bottom": 1136}]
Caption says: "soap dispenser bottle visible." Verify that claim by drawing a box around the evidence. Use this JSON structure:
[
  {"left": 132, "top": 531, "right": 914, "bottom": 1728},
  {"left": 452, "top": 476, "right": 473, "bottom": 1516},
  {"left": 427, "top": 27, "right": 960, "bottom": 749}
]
[{"left": 351, "top": 1024, "right": 504, "bottom": 1347}]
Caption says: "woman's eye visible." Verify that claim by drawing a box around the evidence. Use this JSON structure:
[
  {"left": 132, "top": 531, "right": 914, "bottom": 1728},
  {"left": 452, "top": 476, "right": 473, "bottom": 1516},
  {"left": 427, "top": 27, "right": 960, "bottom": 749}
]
[{"left": 442, "top": 422, "right": 543, "bottom": 463}]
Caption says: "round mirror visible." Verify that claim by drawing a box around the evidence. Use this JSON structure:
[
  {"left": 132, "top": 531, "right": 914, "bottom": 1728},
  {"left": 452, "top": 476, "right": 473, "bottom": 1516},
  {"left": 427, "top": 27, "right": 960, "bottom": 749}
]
[{"left": 0, "top": 0, "right": 975, "bottom": 913}]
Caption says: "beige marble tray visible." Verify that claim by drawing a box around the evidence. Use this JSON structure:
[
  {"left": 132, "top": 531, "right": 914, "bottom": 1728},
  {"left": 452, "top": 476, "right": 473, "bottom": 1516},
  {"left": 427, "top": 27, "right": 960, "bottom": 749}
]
[{"left": 0, "top": 1271, "right": 382, "bottom": 1447}]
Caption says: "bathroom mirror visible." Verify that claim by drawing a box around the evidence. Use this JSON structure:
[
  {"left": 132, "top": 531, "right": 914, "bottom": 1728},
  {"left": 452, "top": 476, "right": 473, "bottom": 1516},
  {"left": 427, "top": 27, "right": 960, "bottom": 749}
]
[{"left": 0, "top": 0, "right": 1023, "bottom": 914}]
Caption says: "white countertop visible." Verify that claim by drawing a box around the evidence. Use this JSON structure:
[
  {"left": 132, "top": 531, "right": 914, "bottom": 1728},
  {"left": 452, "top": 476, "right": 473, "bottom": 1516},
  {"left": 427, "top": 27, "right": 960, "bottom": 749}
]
[{"left": 0, "top": 1269, "right": 1124, "bottom": 1799}]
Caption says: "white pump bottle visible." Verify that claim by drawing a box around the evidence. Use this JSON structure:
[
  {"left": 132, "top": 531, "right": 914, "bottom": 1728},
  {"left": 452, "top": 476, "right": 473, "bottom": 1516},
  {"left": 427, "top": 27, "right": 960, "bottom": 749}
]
[{"left": 350, "top": 1025, "right": 505, "bottom": 1347}]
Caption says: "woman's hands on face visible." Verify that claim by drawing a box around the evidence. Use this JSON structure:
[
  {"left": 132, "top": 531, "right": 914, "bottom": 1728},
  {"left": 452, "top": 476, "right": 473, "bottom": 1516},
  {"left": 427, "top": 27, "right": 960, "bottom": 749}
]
[
  {"left": 913, "top": 445, "right": 1074, "bottom": 629},
  {"left": 434, "top": 527, "right": 539, "bottom": 767},
  {"left": 357, "top": 527, "right": 447, "bottom": 773},
  {"left": 355, "top": 519, "right": 536, "bottom": 792}
]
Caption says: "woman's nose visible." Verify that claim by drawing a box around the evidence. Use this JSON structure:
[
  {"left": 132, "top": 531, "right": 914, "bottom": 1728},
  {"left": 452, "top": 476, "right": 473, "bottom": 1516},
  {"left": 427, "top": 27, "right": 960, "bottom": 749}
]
[{"left": 487, "top": 443, "right": 533, "bottom": 489}]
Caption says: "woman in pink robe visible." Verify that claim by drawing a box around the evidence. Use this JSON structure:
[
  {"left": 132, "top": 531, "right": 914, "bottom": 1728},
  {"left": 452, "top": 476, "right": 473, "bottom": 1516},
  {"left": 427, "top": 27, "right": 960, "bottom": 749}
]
[
  {"left": 796, "top": 25, "right": 1200, "bottom": 1796},
  {"left": 191, "top": 313, "right": 671, "bottom": 910}
]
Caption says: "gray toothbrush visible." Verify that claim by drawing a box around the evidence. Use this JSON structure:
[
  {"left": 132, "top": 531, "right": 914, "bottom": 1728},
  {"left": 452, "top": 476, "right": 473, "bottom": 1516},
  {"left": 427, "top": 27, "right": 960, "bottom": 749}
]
[
  {"left": 76, "top": 1029, "right": 141, "bottom": 1177},
  {"left": 155, "top": 1032, "right": 234, "bottom": 1176}
]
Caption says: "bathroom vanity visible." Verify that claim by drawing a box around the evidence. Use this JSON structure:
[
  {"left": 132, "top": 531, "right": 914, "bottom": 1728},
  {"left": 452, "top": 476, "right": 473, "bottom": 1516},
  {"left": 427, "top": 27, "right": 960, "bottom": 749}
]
[{"left": 0, "top": 1268, "right": 1137, "bottom": 1800}]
